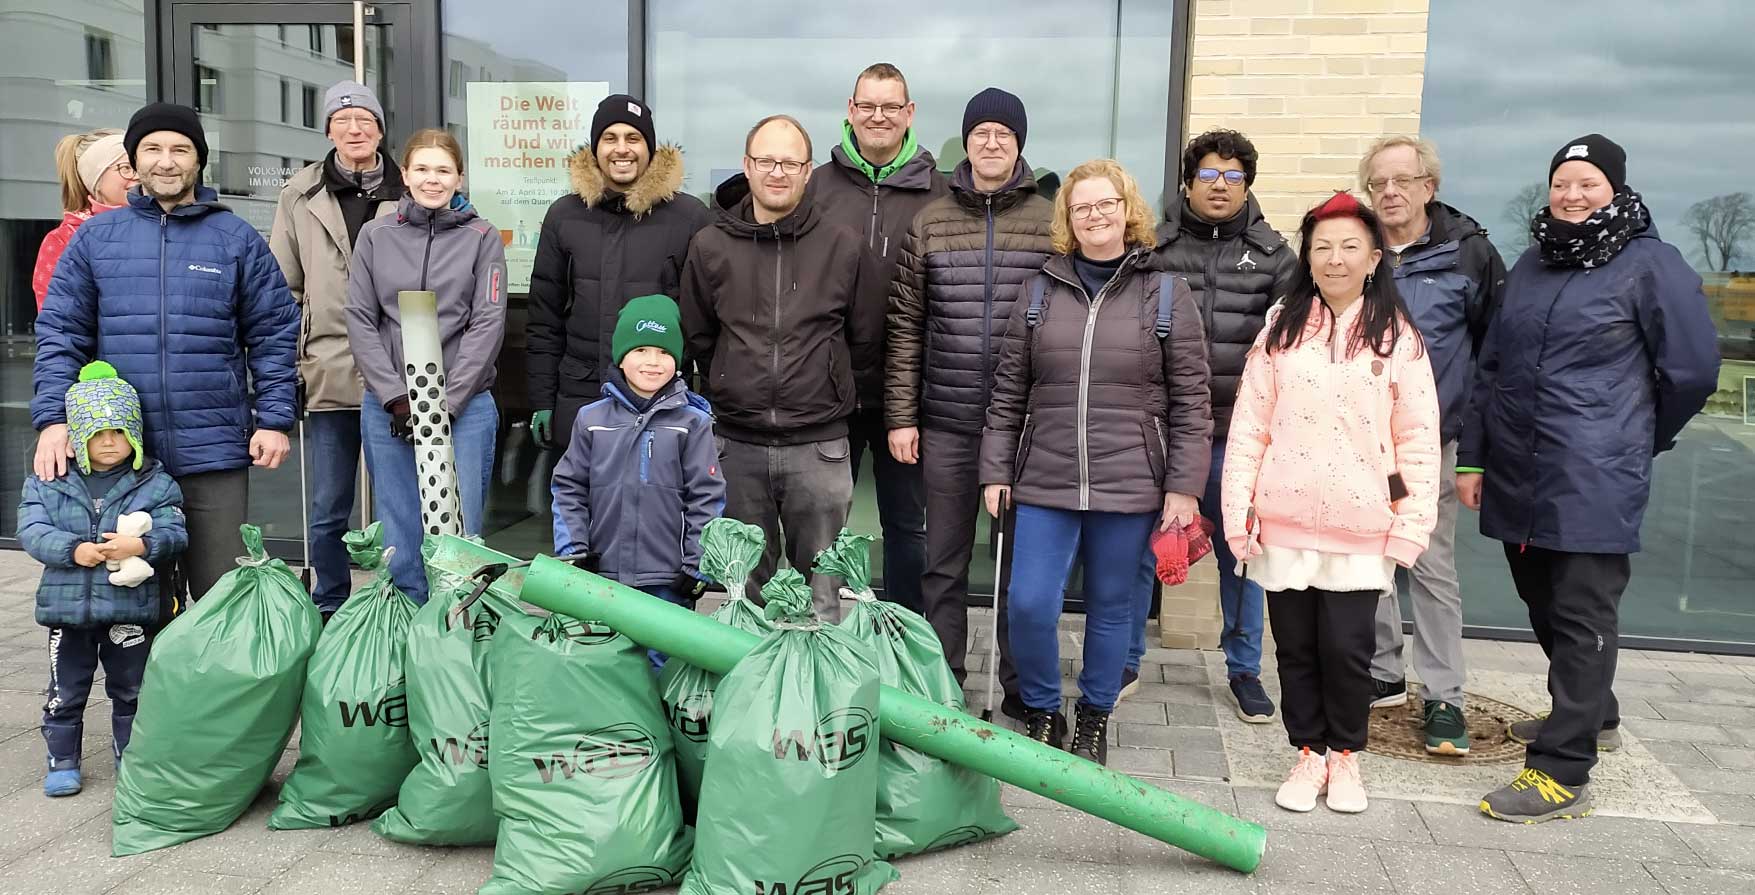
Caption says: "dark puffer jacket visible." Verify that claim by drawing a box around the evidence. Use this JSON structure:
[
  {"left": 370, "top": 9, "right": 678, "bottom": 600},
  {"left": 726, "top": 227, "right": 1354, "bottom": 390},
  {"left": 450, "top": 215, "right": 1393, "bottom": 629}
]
[
  {"left": 885, "top": 160, "right": 1054, "bottom": 434},
  {"left": 1147, "top": 194, "right": 1295, "bottom": 440},
  {"left": 679, "top": 186, "right": 884, "bottom": 445},
  {"left": 979, "top": 245, "right": 1214, "bottom": 514},
  {"left": 526, "top": 144, "right": 712, "bottom": 442},
  {"left": 34, "top": 188, "right": 300, "bottom": 476},
  {"left": 1459, "top": 227, "right": 1719, "bottom": 554}
]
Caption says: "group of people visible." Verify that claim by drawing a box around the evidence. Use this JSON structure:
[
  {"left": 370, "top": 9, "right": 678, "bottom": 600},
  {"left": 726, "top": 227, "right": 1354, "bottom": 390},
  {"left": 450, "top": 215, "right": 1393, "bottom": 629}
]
[{"left": 24, "top": 61, "right": 1720, "bottom": 830}]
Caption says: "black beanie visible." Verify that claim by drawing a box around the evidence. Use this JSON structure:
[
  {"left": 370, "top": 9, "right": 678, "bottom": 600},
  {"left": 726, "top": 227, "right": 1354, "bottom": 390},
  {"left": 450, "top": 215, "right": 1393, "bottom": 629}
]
[
  {"left": 1550, "top": 133, "right": 1626, "bottom": 193},
  {"left": 591, "top": 94, "right": 658, "bottom": 152},
  {"left": 962, "top": 87, "right": 1028, "bottom": 151},
  {"left": 124, "top": 102, "right": 209, "bottom": 169}
]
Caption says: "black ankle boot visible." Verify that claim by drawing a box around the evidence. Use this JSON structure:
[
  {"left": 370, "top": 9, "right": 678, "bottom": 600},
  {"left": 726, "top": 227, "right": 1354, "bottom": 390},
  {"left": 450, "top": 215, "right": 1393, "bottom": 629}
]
[
  {"left": 1024, "top": 709, "right": 1068, "bottom": 750},
  {"left": 1069, "top": 702, "right": 1110, "bottom": 765}
]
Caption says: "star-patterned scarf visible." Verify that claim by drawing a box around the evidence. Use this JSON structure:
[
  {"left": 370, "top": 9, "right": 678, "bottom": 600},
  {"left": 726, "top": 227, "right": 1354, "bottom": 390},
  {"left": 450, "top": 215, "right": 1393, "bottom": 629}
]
[{"left": 1530, "top": 187, "right": 1651, "bottom": 269}]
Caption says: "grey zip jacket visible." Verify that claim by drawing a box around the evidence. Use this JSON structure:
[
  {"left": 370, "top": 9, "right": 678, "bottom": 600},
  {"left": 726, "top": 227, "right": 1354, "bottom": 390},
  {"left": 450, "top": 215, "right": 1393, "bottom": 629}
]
[{"left": 345, "top": 195, "right": 507, "bottom": 411}]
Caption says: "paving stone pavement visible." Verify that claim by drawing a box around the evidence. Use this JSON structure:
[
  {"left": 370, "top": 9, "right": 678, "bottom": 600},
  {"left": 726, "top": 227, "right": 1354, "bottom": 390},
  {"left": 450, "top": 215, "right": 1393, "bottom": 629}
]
[{"left": 0, "top": 550, "right": 1752, "bottom": 894}]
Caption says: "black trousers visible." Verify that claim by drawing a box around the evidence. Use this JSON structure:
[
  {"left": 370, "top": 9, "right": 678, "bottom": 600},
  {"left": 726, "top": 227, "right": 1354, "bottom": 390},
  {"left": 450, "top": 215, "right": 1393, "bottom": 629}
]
[
  {"left": 1503, "top": 544, "right": 1628, "bottom": 786},
  {"left": 920, "top": 427, "right": 1018, "bottom": 697},
  {"left": 174, "top": 467, "right": 250, "bottom": 603},
  {"left": 1268, "top": 588, "right": 1379, "bottom": 753}
]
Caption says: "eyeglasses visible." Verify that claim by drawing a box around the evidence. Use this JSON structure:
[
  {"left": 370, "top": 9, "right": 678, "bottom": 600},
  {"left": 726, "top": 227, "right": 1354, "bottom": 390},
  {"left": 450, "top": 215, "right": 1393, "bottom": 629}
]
[
  {"left": 111, "top": 162, "right": 136, "bottom": 178},
  {"left": 749, "top": 156, "right": 807, "bottom": 176},
  {"left": 330, "top": 114, "right": 380, "bottom": 132},
  {"left": 1365, "top": 174, "right": 1430, "bottom": 195},
  {"left": 968, "top": 127, "right": 1014, "bottom": 147},
  {"left": 1069, "top": 197, "right": 1124, "bottom": 220},
  {"left": 1196, "top": 168, "right": 1246, "bottom": 186},
  {"left": 852, "top": 102, "right": 907, "bottom": 120}
]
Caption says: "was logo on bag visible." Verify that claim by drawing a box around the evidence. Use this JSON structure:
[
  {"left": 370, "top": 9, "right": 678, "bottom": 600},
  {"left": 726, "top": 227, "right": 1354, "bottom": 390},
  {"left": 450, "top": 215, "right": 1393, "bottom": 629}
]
[
  {"left": 664, "top": 692, "right": 713, "bottom": 743},
  {"left": 471, "top": 601, "right": 502, "bottom": 642},
  {"left": 338, "top": 693, "right": 409, "bottom": 728},
  {"left": 770, "top": 707, "right": 874, "bottom": 771},
  {"left": 754, "top": 854, "right": 868, "bottom": 895},
  {"left": 535, "top": 617, "right": 620, "bottom": 647},
  {"left": 326, "top": 796, "right": 397, "bottom": 828},
  {"left": 573, "top": 866, "right": 676, "bottom": 895},
  {"left": 431, "top": 720, "right": 491, "bottom": 767},
  {"left": 532, "top": 723, "right": 657, "bottom": 783}
]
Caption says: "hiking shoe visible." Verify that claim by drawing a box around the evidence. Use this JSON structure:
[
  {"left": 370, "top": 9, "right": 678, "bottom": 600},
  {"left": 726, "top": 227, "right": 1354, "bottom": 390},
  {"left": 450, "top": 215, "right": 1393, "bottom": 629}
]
[
  {"left": 44, "top": 767, "right": 82, "bottom": 798},
  {"left": 1118, "top": 667, "right": 1141, "bottom": 702},
  {"left": 1326, "top": 749, "right": 1368, "bottom": 813},
  {"left": 1424, "top": 701, "right": 1471, "bottom": 755},
  {"left": 1001, "top": 693, "right": 1029, "bottom": 723},
  {"left": 1024, "top": 709, "right": 1068, "bottom": 750},
  {"left": 1480, "top": 768, "right": 1593, "bottom": 824},
  {"left": 1229, "top": 674, "right": 1276, "bottom": 723},
  {"left": 1275, "top": 747, "right": 1328, "bottom": 813},
  {"left": 1370, "top": 678, "right": 1407, "bottom": 709},
  {"left": 1506, "top": 717, "right": 1622, "bottom": 752},
  {"left": 1069, "top": 703, "right": 1110, "bottom": 766}
]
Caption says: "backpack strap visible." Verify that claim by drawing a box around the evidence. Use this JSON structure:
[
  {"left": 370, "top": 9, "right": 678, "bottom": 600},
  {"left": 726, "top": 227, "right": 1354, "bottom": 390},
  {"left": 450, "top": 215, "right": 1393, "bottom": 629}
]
[
  {"left": 1025, "top": 274, "right": 1048, "bottom": 328},
  {"left": 1155, "top": 273, "right": 1175, "bottom": 339}
]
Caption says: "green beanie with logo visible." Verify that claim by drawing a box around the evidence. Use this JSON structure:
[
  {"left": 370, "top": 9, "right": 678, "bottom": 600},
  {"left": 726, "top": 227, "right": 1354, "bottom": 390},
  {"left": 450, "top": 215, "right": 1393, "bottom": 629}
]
[{"left": 612, "top": 294, "right": 684, "bottom": 365}]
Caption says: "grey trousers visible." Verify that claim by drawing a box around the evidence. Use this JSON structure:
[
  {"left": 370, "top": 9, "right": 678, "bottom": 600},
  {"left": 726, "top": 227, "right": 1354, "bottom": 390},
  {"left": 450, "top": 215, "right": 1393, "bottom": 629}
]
[
  {"left": 1371, "top": 440, "right": 1467, "bottom": 708},
  {"left": 717, "top": 434, "right": 855, "bottom": 622},
  {"left": 174, "top": 467, "right": 250, "bottom": 604}
]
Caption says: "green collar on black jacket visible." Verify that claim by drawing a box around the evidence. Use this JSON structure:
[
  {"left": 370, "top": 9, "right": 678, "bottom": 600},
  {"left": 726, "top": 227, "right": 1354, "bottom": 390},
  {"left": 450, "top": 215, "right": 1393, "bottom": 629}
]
[{"left": 837, "top": 119, "right": 921, "bottom": 184}]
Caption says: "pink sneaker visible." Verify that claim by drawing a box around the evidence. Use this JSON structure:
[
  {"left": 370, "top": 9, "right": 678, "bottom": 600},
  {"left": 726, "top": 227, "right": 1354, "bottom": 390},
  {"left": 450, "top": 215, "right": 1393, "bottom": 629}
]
[
  {"left": 1326, "top": 749, "right": 1368, "bottom": 813},
  {"left": 1274, "top": 747, "right": 1328, "bottom": 812}
]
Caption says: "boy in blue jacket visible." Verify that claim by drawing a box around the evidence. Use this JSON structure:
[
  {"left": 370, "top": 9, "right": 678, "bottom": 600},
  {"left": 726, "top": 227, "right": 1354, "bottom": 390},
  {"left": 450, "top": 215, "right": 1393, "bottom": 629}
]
[
  {"left": 551, "top": 294, "right": 726, "bottom": 667},
  {"left": 18, "top": 361, "right": 187, "bottom": 797}
]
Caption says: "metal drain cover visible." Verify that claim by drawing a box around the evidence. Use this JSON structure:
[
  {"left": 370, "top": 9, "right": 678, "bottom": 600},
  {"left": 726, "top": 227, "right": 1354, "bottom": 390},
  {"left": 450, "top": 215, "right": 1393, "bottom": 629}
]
[{"left": 1368, "top": 693, "right": 1538, "bottom": 764}]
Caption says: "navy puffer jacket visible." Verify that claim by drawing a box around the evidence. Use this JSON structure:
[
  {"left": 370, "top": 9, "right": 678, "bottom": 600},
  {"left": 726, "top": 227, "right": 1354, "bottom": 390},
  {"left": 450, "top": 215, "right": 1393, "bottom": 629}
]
[
  {"left": 33, "top": 188, "right": 300, "bottom": 477},
  {"left": 1458, "top": 227, "right": 1720, "bottom": 554}
]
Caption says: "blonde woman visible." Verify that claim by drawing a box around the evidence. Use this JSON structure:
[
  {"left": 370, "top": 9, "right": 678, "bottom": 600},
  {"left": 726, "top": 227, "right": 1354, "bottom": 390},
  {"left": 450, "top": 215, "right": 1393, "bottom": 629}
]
[
  {"left": 978, "top": 159, "right": 1212, "bottom": 764},
  {"left": 33, "top": 129, "right": 137, "bottom": 310}
]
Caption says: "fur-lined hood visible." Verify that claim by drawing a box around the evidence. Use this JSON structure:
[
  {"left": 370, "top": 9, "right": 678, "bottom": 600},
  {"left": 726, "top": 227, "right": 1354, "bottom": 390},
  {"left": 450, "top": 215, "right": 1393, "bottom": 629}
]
[{"left": 567, "top": 142, "right": 687, "bottom": 218}]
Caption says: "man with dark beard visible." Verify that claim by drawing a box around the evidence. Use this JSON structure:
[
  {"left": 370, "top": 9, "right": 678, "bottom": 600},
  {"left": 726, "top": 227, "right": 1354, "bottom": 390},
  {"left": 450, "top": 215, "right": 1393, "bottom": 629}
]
[{"left": 35, "top": 102, "right": 300, "bottom": 602}]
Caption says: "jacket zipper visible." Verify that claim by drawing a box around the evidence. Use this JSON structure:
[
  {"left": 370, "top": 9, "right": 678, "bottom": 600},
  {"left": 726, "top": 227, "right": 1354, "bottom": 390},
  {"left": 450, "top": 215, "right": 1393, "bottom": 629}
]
[
  {"left": 157, "top": 213, "right": 174, "bottom": 468},
  {"left": 52, "top": 471, "right": 153, "bottom": 620},
  {"left": 869, "top": 185, "right": 881, "bottom": 253},
  {"left": 980, "top": 197, "right": 996, "bottom": 409},
  {"left": 770, "top": 224, "right": 782, "bottom": 429},
  {"left": 1047, "top": 253, "right": 1135, "bottom": 510},
  {"left": 640, "top": 431, "right": 654, "bottom": 484},
  {"left": 420, "top": 216, "right": 436, "bottom": 292}
]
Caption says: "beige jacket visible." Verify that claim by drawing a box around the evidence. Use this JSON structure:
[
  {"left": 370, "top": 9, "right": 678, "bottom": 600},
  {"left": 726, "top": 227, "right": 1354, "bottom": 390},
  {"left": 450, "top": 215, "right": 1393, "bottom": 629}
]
[{"left": 269, "top": 158, "right": 399, "bottom": 411}]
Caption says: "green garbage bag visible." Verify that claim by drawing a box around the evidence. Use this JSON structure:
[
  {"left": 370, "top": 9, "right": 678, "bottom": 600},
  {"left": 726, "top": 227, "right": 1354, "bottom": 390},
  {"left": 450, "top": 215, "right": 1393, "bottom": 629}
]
[
  {"left": 819, "top": 531, "right": 1017, "bottom": 859},
  {"left": 269, "top": 524, "right": 420, "bottom": 829},
  {"left": 659, "top": 518, "right": 772, "bottom": 811},
  {"left": 111, "top": 524, "right": 322, "bottom": 856},
  {"left": 680, "top": 569, "right": 897, "bottom": 895},
  {"left": 372, "top": 544, "right": 537, "bottom": 845},
  {"left": 480, "top": 613, "right": 693, "bottom": 895}
]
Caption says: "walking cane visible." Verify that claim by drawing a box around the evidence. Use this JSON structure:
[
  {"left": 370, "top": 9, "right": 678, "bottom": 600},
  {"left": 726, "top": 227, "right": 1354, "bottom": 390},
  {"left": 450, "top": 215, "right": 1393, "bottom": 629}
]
[
  {"left": 296, "top": 413, "right": 313, "bottom": 593},
  {"left": 981, "top": 491, "right": 1010, "bottom": 722}
]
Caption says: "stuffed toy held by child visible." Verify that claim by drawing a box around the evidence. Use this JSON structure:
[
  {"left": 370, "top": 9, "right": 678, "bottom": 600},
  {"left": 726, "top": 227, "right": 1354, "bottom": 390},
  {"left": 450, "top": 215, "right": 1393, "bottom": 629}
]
[{"left": 107, "top": 511, "right": 155, "bottom": 587}]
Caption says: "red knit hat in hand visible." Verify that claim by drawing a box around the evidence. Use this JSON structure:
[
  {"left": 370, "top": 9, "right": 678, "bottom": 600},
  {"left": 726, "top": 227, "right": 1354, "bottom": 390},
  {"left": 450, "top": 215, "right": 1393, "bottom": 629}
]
[{"left": 1151, "top": 517, "right": 1216, "bottom": 587}]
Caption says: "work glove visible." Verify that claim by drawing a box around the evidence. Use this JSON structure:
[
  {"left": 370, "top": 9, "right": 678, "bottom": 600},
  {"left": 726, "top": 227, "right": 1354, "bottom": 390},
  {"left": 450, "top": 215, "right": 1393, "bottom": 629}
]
[
  {"left": 530, "top": 409, "right": 553, "bottom": 449},
  {"left": 385, "top": 395, "right": 415, "bottom": 444},
  {"left": 671, "top": 571, "right": 709, "bottom": 606}
]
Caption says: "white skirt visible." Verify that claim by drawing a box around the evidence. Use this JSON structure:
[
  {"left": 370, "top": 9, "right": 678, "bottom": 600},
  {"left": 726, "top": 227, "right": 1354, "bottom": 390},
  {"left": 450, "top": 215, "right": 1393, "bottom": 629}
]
[{"left": 1240, "top": 545, "right": 1395, "bottom": 594}]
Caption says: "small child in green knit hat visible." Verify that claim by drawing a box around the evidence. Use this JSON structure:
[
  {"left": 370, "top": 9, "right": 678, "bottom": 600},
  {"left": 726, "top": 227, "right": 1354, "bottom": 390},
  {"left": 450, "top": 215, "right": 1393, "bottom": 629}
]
[
  {"left": 18, "top": 361, "right": 188, "bottom": 798},
  {"left": 550, "top": 295, "right": 726, "bottom": 668}
]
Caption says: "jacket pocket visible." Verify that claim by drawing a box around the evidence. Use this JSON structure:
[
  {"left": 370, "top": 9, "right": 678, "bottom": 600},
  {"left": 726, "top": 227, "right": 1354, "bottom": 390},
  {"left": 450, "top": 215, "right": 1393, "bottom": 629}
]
[
  {"left": 1142, "top": 418, "right": 1167, "bottom": 485},
  {"left": 1013, "top": 413, "right": 1035, "bottom": 477},
  {"left": 827, "top": 341, "right": 851, "bottom": 407},
  {"left": 557, "top": 355, "right": 598, "bottom": 398},
  {"left": 814, "top": 436, "right": 850, "bottom": 464}
]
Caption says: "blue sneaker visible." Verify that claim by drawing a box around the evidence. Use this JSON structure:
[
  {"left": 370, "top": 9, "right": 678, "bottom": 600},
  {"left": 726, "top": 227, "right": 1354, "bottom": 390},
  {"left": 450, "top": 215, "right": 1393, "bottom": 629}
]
[
  {"left": 44, "top": 767, "right": 82, "bottom": 798},
  {"left": 1229, "top": 674, "right": 1276, "bottom": 724}
]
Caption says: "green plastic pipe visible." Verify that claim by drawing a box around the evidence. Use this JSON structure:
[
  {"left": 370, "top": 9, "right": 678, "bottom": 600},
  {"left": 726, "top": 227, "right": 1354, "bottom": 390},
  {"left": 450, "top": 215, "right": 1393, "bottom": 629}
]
[{"left": 425, "top": 536, "right": 1266, "bottom": 873}]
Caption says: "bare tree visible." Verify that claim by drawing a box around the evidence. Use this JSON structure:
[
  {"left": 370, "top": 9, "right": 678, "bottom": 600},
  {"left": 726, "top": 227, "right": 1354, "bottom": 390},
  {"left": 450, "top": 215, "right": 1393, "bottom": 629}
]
[
  {"left": 1684, "top": 192, "right": 1755, "bottom": 271},
  {"left": 1499, "top": 181, "right": 1548, "bottom": 255}
]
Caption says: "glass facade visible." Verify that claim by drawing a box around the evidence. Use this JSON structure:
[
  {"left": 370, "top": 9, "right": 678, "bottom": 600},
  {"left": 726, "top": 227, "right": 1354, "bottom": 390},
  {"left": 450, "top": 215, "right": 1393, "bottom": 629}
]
[
  {"left": 3, "top": 0, "right": 1747, "bottom": 646},
  {"left": 1421, "top": 0, "right": 1755, "bottom": 645}
]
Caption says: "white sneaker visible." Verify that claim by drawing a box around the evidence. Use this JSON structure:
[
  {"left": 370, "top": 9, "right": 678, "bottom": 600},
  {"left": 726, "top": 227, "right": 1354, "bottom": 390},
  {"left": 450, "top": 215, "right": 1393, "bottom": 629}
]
[
  {"left": 1326, "top": 749, "right": 1368, "bottom": 813},
  {"left": 1274, "top": 747, "right": 1328, "bottom": 813}
]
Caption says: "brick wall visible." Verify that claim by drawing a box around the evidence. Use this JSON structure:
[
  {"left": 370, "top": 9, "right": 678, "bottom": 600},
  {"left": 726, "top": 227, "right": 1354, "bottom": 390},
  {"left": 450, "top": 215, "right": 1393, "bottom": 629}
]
[
  {"left": 1159, "top": 0, "right": 1430, "bottom": 650},
  {"left": 1182, "top": 0, "right": 1432, "bottom": 233}
]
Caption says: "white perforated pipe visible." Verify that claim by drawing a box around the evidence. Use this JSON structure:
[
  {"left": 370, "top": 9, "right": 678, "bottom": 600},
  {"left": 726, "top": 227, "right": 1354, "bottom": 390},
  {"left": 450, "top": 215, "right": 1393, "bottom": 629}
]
[{"left": 397, "top": 289, "right": 464, "bottom": 538}]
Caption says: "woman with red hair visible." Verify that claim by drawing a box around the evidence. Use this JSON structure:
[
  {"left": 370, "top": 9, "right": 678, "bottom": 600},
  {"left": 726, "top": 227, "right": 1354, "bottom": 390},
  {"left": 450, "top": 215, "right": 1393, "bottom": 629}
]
[{"left": 1223, "top": 191, "right": 1440, "bottom": 814}]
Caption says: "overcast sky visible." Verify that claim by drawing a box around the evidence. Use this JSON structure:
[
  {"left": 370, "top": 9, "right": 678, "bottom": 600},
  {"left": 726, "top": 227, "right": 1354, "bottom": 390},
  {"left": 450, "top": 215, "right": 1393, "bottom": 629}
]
[{"left": 1420, "top": 0, "right": 1755, "bottom": 268}]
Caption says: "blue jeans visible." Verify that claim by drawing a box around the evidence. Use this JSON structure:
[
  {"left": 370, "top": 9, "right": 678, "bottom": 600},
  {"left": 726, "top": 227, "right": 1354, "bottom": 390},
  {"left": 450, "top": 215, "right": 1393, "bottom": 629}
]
[
  {"left": 849, "top": 408, "right": 926, "bottom": 614},
  {"left": 1008, "top": 504, "right": 1155, "bottom": 714},
  {"left": 304, "top": 409, "right": 362, "bottom": 613},
  {"left": 1126, "top": 441, "right": 1265, "bottom": 678},
  {"left": 361, "top": 390, "right": 498, "bottom": 604}
]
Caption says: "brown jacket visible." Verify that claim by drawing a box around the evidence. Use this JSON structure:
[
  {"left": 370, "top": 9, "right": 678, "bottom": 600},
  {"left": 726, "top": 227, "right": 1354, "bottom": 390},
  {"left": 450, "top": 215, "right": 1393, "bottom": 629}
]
[
  {"left": 269, "top": 157, "right": 400, "bottom": 410},
  {"left": 979, "top": 245, "right": 1213, "bottom": 514},
  {"left": 885, "top": 161, "right": 1053, "bottom": 433}
]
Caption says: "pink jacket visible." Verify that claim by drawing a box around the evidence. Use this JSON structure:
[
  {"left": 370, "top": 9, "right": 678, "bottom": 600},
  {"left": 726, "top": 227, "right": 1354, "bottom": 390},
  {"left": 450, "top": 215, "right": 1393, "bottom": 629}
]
[
  {"left": 32, "top": 205, "right": 119, "bottom": 311},
  {"left": 1222, "top": 300, "right": 1441, "bottom": 568}
]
